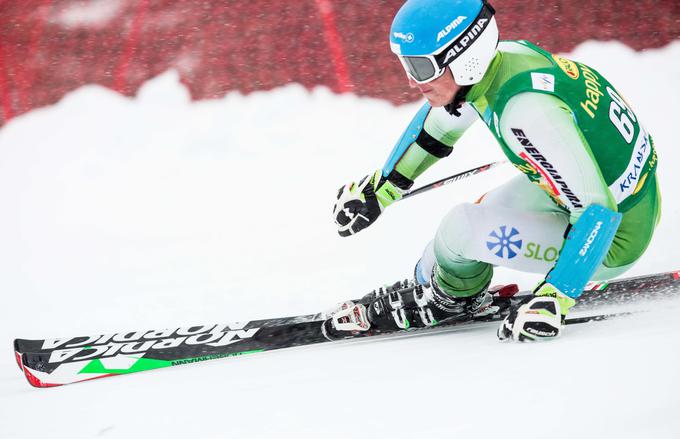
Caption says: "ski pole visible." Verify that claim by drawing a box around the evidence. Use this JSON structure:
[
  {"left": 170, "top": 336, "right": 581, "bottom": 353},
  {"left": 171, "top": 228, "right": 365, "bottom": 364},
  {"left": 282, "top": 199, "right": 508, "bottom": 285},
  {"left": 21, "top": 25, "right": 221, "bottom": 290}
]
[{"left": 399, "top": 160, "right": 507, "bottom": 201}]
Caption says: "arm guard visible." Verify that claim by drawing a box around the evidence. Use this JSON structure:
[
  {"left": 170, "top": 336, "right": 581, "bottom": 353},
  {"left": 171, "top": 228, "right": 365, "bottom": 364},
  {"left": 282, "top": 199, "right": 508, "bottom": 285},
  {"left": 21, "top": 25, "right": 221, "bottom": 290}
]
[{"left": 382, "top": 102, "right": 477, "bottom": 189}]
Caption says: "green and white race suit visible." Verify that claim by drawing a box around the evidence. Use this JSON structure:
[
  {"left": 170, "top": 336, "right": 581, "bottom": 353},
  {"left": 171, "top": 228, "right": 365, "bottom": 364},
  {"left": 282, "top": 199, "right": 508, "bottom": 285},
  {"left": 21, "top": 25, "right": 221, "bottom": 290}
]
[{"left": 382, "top": 41, "right": 661, "bottom": 298}]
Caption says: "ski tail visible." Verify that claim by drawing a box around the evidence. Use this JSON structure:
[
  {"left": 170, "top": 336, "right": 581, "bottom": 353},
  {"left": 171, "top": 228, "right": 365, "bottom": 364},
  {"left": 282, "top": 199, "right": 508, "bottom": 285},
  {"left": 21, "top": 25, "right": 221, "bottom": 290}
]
[
  {"left": 22, "top": 361, "right": 64, "bottom": 388},
  {"left": 19, "top": 347, "right": 267, "bottom": 387},
  {"left": 13, "top": 339, "right": 24, "bottom": 371}
]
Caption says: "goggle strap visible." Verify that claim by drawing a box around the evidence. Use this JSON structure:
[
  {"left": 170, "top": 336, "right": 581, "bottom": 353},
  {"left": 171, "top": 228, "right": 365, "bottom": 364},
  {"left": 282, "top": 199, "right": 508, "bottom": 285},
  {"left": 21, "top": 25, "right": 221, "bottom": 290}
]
[{"left": 433, "top": 2, "right": 495, "bottom": 69}]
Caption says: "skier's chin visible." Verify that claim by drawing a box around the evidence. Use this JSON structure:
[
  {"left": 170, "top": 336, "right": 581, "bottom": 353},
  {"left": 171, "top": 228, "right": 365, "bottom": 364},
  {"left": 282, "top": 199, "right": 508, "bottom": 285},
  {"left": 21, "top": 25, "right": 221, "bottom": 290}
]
[{"left": 423, "top": 92, "right": 456, "bottom": 107}]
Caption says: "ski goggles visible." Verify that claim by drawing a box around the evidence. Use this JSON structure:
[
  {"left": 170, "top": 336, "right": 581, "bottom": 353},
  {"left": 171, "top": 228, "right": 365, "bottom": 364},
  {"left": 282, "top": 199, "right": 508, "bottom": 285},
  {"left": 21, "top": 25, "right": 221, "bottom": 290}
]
[{"left": 396, "top": 2, "right": 495, "bottom": 84}]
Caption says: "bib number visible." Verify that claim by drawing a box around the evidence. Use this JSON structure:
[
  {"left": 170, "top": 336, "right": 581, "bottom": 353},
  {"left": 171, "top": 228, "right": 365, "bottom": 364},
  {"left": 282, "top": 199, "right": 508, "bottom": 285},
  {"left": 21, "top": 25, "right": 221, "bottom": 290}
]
[{"left": 607, "top": 86, "right": 637, "bottom": 144}]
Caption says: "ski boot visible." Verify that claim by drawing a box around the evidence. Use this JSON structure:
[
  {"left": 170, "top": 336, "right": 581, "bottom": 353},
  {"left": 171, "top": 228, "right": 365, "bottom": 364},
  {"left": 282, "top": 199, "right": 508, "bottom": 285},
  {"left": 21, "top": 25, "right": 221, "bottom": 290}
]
[
  {"left": 321, "top": 279, "right": 413, "bottom": 340},
  {"left": 322, "top": 279, "right": 496, "bottom": 340},
  {"left": 366, "top": 279, "right": 496, "bottom": 331}
]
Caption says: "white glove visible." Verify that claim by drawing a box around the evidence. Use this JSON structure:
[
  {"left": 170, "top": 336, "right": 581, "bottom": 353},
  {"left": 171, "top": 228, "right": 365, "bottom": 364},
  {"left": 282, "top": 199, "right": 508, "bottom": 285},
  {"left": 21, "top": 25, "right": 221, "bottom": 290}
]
[{"left": 498, "top": 283, "right": 576, "bottom": 342}]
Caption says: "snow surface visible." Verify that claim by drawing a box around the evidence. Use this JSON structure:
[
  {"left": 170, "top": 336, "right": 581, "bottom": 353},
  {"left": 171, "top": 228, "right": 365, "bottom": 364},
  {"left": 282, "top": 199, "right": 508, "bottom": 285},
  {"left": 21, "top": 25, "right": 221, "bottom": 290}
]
[{"left": 1, "top": 41, "right": 679, "bottom": 438}]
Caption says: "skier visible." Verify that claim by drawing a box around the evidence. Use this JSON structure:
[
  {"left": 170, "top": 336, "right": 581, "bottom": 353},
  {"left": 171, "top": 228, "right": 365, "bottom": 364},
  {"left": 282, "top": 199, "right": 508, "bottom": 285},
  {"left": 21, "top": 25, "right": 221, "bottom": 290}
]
[{"left": 329, "top": 0, "right": 660, "bottom": 341}]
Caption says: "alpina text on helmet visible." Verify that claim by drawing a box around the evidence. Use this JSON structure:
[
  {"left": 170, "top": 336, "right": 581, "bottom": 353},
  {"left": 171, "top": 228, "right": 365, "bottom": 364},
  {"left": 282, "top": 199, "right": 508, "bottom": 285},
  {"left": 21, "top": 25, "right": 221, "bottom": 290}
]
[
  {"left": 441, "top": 18, "right": 488, "bottom": 65},
  {"left": 437, "top": 16, "right": 467, "bottom": 42}
]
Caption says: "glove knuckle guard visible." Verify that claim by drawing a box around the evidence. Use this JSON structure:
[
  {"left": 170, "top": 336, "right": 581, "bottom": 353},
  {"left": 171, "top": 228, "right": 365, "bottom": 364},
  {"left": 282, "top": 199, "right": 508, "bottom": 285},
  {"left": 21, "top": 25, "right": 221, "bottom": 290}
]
[
  {"left": 335, "top": 210, "right": 352, "bottom": 227},
  {"left": 498, "top": 296, "right": 562, "bottom": 342},
  {"left": 333, "top": 172, "right": 386, "bottom": 237}
]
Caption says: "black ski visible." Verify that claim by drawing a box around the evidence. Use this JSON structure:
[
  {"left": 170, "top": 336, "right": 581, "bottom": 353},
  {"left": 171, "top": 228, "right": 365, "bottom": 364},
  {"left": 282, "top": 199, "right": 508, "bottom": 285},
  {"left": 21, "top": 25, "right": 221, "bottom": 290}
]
[{"left": 13, "top": 270, "right": 680, "bottom": 388}]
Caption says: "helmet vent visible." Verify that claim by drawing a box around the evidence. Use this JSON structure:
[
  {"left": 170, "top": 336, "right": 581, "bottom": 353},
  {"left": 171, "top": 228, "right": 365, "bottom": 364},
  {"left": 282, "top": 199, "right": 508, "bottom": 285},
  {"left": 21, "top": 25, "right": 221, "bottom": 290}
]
[
  {"left": 465, "top": 57, "right": 480, "bottom": 72},
  {"left": 464, "top": 57, "right": 481, "bottom": 81}
]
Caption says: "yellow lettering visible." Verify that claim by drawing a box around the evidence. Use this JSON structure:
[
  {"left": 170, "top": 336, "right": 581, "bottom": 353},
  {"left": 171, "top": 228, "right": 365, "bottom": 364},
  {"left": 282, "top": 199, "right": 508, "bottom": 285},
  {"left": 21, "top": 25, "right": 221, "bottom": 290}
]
[
  {"left": 578, "top": 63, "right": 602, "bottom": 119},
  {"left": 633, "top": 172, "right": 649, "bottom": 195},
  {"left": 649, "top": 149, "right": 658, "bottom": 167},
  {"left": 582, "top": 69, "right": 599, "bottom": 84},
  {"left": 585, "top": 79, "right": 601, "bottom": 93},
  {"left": 585, "top": 87, "right": 602, "bottom": 104},
  {"left": 580, "top": 100, "right": 596, "bottom": 118}
]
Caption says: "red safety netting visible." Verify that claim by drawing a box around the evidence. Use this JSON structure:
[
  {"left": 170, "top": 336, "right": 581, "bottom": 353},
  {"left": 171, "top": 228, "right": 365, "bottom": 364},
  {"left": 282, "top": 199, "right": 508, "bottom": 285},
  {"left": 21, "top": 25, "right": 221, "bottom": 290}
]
[{"left": 0, "top": 0, "right": 677, "bottom": 126}]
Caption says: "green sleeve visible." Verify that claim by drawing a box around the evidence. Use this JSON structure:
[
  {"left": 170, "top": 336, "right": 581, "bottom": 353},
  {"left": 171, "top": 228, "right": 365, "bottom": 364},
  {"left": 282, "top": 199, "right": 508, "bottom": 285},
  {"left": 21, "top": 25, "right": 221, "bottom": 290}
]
[{"left": 389, "top": 104, "right": 478, "bottom": 186}]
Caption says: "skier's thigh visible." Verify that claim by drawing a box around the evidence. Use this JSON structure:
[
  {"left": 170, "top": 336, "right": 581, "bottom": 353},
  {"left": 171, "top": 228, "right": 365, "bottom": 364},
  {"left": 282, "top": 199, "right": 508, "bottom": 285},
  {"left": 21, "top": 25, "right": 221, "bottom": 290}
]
[
  {"left": 435, "top": 202, "right": 569, "bottom": 274},
  {"left": 477, "top": 174, "right": 565, "bottom": 214}
]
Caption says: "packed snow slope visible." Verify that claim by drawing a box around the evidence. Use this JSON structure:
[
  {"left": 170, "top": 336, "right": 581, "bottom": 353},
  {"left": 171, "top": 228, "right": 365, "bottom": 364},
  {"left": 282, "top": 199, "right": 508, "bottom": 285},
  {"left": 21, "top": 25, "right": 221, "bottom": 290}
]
[{"left": 1, "top": 41, "right": 679, "bottom": 439}]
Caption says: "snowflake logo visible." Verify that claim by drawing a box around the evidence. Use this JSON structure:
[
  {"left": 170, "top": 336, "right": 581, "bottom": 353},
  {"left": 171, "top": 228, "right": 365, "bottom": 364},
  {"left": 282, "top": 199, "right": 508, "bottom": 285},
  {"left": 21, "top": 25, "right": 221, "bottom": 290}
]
[{"left": 486, "top": 226, "right": 523, "bottom": 259}]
